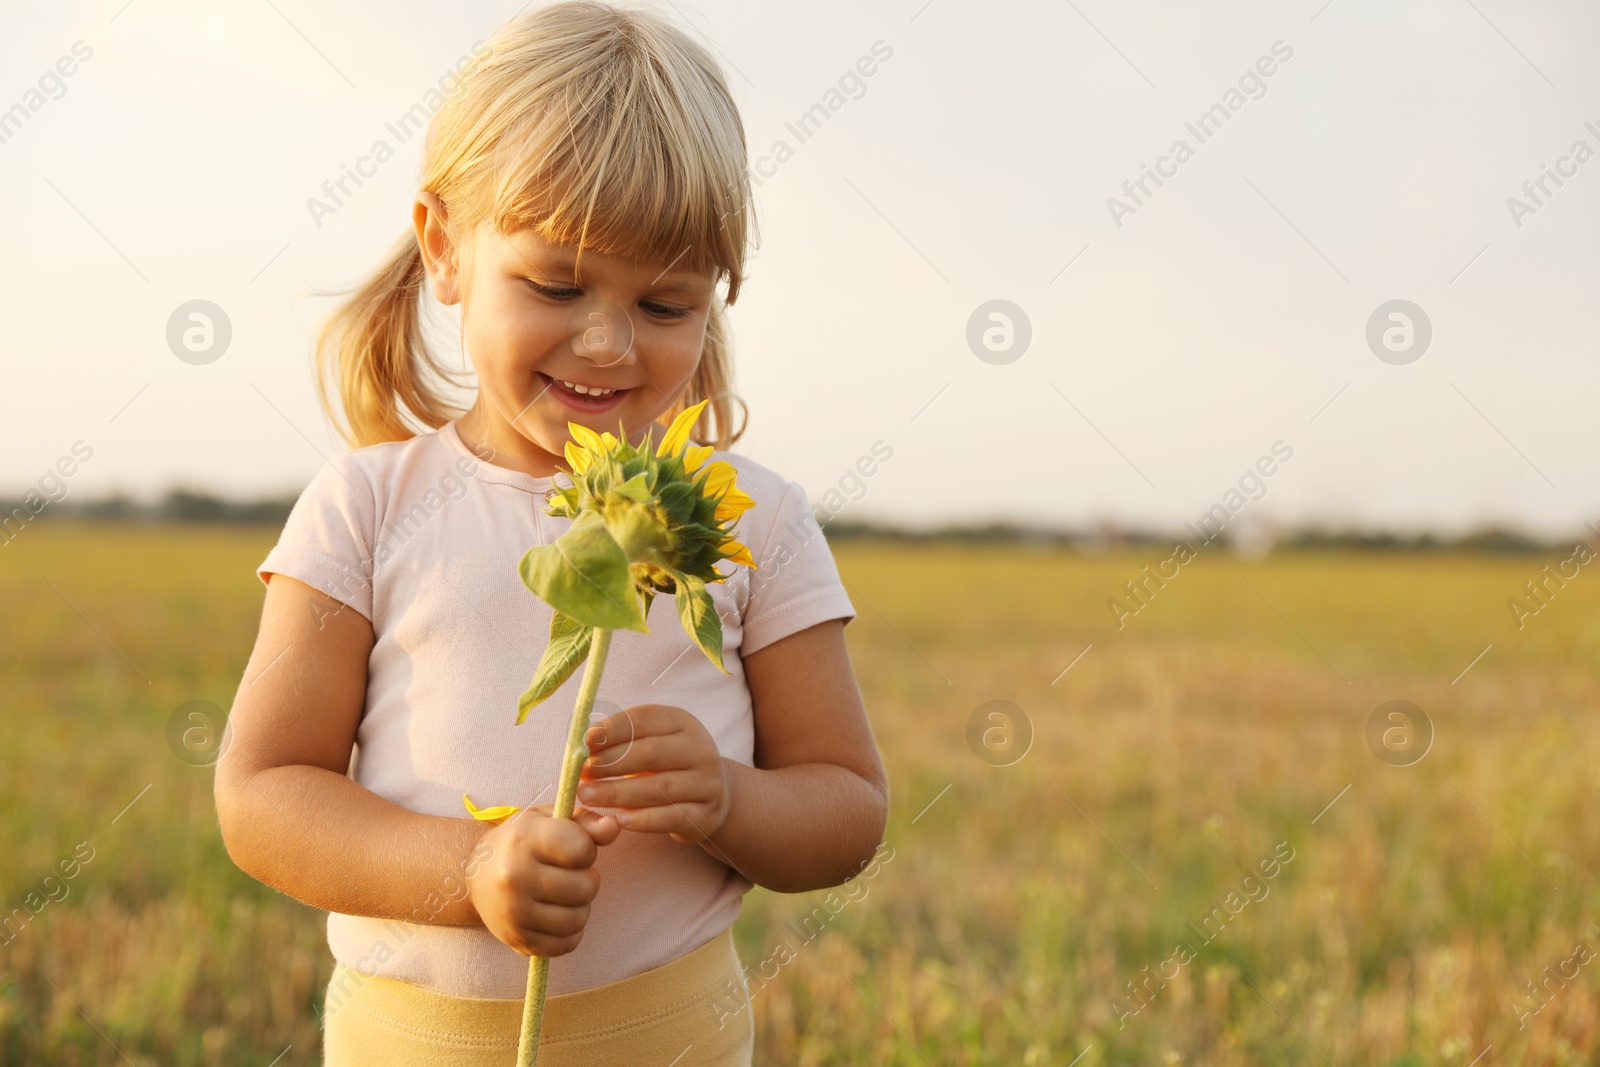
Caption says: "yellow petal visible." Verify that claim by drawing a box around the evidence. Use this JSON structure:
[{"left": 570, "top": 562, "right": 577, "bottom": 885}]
[
  {"left": 657, "top": 399, "right": 710, "bottom": 457},
  {"left": 683, "top": 444, "right": 714, "bottom": 474},
  {"left": 568, "top": 422, "right": 604, "bottom": 455},
  {"left": 463, "top": 793, "right": 522, "bottom": 825},
  {"left": 721, "top": 539, "right": 756, "bottom": 568},
  {"left": 713, "top": 489, "right": 755, "bottom": 523},
  {"left": 599, "top": 431, "right": 619, "bottom": 453},
  {"left": 702, "top": 460, "right": 739, "bottom": 498},
  {"left": 564, "top": 440, "right": 592, "bottom": 475}
]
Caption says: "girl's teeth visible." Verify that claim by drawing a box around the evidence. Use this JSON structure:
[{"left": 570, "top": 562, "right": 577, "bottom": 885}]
[{"left": 558, "top": 379, "right": 616, "bottom": 397}]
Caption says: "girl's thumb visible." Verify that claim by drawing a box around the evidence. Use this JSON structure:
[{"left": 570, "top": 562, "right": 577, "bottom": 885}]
[{"left": 575, "top": 807, "right": 623, "bottom": 846}]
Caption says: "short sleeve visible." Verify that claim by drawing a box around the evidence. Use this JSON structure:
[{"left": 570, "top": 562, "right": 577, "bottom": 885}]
[
  {"left": 741, "top": 479, "right": 856, "bottom": 657},
  {"left": 257, "top": 456, "right": 376, "bottom": 621}
]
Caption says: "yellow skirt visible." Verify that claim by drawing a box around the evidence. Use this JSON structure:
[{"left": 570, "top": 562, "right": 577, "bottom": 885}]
[{"left": 320, "top": 927, "right": 753, "bottom": 1066}]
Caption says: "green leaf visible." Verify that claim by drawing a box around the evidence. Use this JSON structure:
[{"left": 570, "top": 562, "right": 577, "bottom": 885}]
[
  {"left": 518, "top": 510, "right": 649, "bottom": 632},
  {"left": 516, "top": 611, "right": 593, "bottom": 724},
  {"left": 670, "top": 570, "right": 726, "bottom": 673}
]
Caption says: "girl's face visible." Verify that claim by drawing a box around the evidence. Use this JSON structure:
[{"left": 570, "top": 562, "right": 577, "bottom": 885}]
[{"left": 414, "top": 195, "right": 719, "bottom": 479}]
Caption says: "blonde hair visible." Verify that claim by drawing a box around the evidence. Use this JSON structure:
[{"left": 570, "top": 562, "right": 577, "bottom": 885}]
[{"left": 314, "top": 1, "right": 755, "bottom": 451}]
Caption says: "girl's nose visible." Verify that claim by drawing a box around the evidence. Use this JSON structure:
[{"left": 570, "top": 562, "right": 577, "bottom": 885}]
[{"left": 569, "top": 300, "right": 637, "bottom": 369}]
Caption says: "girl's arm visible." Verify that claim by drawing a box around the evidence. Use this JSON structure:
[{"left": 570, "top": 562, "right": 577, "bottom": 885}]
[
  {"left": 580, "top": 620, "right": 889, "bottom": 893},
  {"left": 579, "top": 620, "right": 890, "bottom": 893},
  {"left": 701, "top": 618, "right": 890, "bottom": 892},
  {"left": 214, "top": 575, "right": 490, "bottom": 925}
]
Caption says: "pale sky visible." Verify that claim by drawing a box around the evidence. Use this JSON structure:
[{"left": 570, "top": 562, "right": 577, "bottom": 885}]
[{"left": 3, "top": 0, "right": 1598, "bottom": 537}]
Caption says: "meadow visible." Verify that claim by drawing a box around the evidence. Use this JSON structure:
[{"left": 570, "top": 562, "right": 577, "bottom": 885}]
[{"left": 3, "top": 521, "right": 1598, "bottom": 1065}]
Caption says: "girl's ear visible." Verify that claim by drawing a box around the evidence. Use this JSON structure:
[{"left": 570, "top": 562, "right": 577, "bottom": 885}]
[{"left": 413, "top": 191, "right": 462, "bottom": 305}]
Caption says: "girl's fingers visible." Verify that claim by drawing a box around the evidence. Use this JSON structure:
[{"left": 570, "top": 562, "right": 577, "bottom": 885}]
[
  {"left": 583, "top": 732, "right": 693, "bottom": 779},
  {"left": 589, "top": 703, "right": 666, "bottom": 733},
  {"left": 572, "top": 806, "right": 621, "bottom": 845},
  {"left": 508, "top": 896, "right": 591, "bottom": 942},
  {"left": 611, "top": 802, "right": 713, "bottom": 837},
  {"left": 585, "top": 705, "right": 688, "bottom": 753},
  {"left": 578, "top": 769, "right": 705, "bottom": 811},
  {"left": 508, "top": 802, "right": 619, "bottom": 846}
]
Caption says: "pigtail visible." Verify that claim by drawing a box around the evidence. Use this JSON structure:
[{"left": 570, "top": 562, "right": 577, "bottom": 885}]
[{"left": 313, "top": 229, "right": 468, "bottom": 449}]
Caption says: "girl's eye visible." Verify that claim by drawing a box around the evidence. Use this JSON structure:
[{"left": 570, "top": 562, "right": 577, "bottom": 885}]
[
  {"left": 641, "top": 301, "right": 693, "bottom": 320},
  {"left": 524, "top": 280, "right": 581, "bottom": 300},
  {"left": 525, "top": 280, "right": 692, "bottom": 320}
]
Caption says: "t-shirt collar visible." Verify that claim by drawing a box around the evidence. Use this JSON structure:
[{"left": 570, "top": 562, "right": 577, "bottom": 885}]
[{"left": 441, "top": 420, "right": 574, "bottom": 496}]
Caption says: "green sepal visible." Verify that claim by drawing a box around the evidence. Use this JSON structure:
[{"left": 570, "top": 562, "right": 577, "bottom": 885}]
[
  {"left": 518, "top": 509, "right": 649, "bottom": 632},
  {"left": 621, "top": 452, "right": 649, "bottom": 480},
  {"left": 544, "top": 485, "right": 580, "bottom": 518},
  {"left": 613, "top": 472, "right": 654, "bottom": 504},
  {"left": 658, "top": 481, "right": 697, "bottom": 524},
  {"left": 516, "top": 611, "right": 593, "bottom": 723}
]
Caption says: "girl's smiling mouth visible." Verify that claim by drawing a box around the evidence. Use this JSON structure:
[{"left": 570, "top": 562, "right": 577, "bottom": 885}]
[{"left": 537, "top": 371, "right": 632, "bottom": 413}]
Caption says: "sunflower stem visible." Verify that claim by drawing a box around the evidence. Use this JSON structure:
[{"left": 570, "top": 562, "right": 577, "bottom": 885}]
[{"left": 516, "top": 626, "right": 613, "bottom": 1067}]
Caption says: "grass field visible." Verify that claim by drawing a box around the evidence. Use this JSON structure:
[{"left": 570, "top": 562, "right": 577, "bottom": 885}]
[{"left": 3, "top": 521, "right": 1599, "bottom": 1065}]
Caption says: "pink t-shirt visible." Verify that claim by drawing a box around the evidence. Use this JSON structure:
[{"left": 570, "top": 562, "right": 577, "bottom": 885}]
[{"left": 255, "top": 419, "right": 856, "bottom": 998}]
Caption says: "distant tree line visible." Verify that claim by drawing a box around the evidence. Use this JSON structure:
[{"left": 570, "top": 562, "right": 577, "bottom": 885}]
[
  {"left": 1, "top": 490, "right": 301, "bottom": 525},
  {"left": 2, "top": 491, "right": 1587, "bottom": 554},
  {"left": 820, "top": 520, "right": 1573, "bottom": 554}
]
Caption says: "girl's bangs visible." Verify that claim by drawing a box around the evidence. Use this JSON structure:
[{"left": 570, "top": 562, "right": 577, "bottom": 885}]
[{"left": 483, "top": 81, "right": 747, "bottom": 299}]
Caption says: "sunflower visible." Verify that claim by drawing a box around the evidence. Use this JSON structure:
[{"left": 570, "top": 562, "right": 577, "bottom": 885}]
[
  {"left": 466, "top": 397, "right": 758, "bottom": 821},
  {"left": 548, "top": 399, "right": 756, "bottom": 588}
]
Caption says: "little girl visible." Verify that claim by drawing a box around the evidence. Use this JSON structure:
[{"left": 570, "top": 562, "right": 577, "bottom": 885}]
[{"left": 213, "top": 4, "right": 889, "bottom": 1063}]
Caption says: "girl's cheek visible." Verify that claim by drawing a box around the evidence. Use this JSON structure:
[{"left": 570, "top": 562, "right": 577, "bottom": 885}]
[{"left": 654, "top": 332, "right": 704, "bottom": 379}]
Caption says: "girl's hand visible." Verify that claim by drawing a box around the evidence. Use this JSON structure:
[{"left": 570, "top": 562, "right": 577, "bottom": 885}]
[
  {"left": 466, "top": 802, "right": 620, "bottom": 957},
  {"left": 577, "top": 704, "right": 732, "bottom": 845}
]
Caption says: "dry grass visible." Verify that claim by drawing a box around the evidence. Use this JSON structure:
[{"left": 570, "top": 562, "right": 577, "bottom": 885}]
[{"left": 3, "top": 523, "right": 1598, "bottom": 1064}]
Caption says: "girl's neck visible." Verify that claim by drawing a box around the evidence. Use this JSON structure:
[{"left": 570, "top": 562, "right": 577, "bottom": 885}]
[{"left": 455, "top": 405, "right": 563, "bottom": 481}]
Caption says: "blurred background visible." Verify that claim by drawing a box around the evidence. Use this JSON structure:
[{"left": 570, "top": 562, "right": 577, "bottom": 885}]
[{"left": 4, "top": 0, "right": 1599, "bottom": 1064}]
